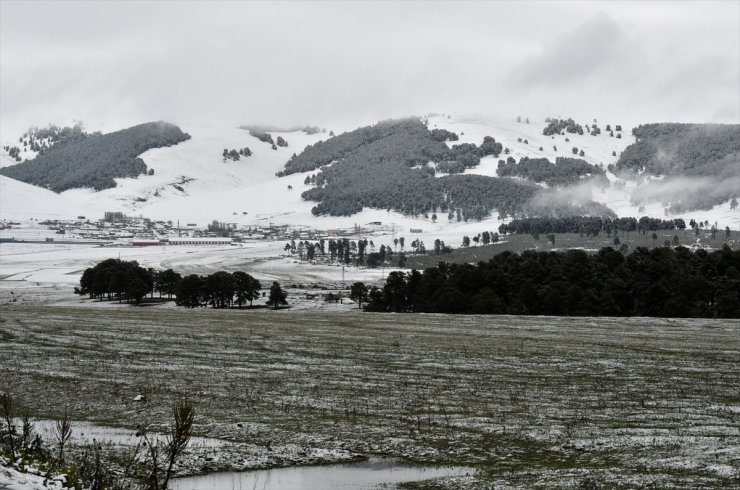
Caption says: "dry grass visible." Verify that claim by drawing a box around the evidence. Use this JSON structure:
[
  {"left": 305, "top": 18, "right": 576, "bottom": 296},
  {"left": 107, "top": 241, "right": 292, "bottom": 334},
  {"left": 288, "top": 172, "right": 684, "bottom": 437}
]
[{"left": 0, "top": 306, "right": 738, "bottom": 487}]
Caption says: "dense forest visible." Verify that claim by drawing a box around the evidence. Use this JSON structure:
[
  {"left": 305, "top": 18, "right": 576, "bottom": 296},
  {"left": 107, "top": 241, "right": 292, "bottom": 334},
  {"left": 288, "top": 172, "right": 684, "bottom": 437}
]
[
  {"left": 497, "top": 156, "right": 606, "bottom": 186},
  {"left": 0, "top": 122, "right": 190, "bottom": 192},
  {"left": 282, "top": 118, "right": 607, "bottom": 220},
  {"left": 612, "top": 123, "right": 740, "bottom": 212},
  {"left": 361, "top": 246, "right": 740, "bottom": 318}
]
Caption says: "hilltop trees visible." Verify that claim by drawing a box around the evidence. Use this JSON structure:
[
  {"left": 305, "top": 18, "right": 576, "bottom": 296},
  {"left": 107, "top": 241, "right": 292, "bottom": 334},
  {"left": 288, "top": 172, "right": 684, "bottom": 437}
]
[
  {"left": 497, "top": 156, "right": 605, "bottom": 186},
  {"left": 0, "top": 122, "right": 191, "bottom": 192},
  {"left": 610, "top": 123, "right": 740, "bottom": 212},
  {"left": 279, "top": 118, "right": 538, "bottom": 221},
  {"left": 543, "top": 118, "right": 584, "bottom": 136}
]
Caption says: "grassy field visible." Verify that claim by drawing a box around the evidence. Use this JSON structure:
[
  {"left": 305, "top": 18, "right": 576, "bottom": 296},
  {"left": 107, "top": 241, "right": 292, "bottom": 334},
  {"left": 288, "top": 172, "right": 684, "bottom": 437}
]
[
  {"left": 1, "top": 306, "right": 739, "bottom": 488},
  {"left": 405, "top": 229, "right": 738, "bottom": 269}
]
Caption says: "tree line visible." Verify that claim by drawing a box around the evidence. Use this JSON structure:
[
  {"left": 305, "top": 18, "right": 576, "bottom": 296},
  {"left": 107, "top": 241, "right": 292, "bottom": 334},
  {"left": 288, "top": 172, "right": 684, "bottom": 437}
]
[
  {"left": 358, "top": 246, "right": 740, "bottom": 318},
  {"left": 285, "top": 237, "right": 412, "bottom": 268},
  {"left": 498, "top": 216, "right": 688, "bottom": 237},
  {"left": 497, "top": 156, "right": 606, "bottom": 187},
  {"left": 75, "top": 259, "right": 288, "bottom": 309}
]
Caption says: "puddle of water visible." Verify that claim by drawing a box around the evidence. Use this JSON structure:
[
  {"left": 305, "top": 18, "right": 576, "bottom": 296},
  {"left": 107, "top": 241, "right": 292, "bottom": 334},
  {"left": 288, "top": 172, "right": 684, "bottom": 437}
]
[{"left": 171, "top": 457, "right": 472, "bottom": 490}]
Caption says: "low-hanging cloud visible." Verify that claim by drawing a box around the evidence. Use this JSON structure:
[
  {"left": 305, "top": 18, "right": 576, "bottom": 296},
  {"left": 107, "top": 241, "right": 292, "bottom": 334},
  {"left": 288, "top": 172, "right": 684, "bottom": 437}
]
[
  {"left": 631, "top": 174, "right": 740, "bottom": 213},
  {"left": 1, "top": 1, "right": 738, "bottom": 139},
  {"left": 509, "top": 12, "right": 630, "bottom": 87}
]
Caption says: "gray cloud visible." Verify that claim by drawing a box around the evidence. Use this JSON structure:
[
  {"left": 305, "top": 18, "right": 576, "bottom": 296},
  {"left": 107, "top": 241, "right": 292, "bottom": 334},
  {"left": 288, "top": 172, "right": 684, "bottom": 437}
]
[
  {"left": 509, "top": 12, "right": 630, "bottom": 87},
  {"left": 1, "top": 1, "right": 738, "bottom": 137}
]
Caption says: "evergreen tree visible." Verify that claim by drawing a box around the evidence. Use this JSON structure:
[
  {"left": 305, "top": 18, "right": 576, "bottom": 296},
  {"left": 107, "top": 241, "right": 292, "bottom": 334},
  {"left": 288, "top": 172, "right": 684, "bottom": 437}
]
[
  {"left": 350, "top": 282, "right": 368, "bottom": 308},
  {"left": 268, "top": 282, "right": 288, "bottom": 309}
]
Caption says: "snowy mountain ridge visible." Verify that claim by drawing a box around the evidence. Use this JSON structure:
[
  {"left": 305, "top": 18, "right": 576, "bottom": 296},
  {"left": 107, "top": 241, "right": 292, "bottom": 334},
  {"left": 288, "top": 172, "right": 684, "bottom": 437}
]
[{"left": 1, "top": 115, "right": 737, "bottom": 233}]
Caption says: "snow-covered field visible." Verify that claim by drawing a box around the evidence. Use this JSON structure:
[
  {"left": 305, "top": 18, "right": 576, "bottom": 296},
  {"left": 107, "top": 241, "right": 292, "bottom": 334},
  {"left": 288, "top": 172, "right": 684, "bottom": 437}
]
[{"left": 1, "top": 307, "right": 738, "bottom": 488}]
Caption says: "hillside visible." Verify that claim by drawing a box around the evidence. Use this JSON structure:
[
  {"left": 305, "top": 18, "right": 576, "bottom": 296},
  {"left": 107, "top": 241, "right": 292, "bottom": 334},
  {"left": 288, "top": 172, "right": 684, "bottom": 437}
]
[
  {"left": 291, "top": 118, "right": 612, "bottom": 220},
  {"left": 611, "top": 123, "right": 740, "bottom": 213},
  {"left": 0, "top": 122, "right": 191, "bottom": 192},
  {"left": 1, "top": 115, "right": 737, "bottom": 241}
]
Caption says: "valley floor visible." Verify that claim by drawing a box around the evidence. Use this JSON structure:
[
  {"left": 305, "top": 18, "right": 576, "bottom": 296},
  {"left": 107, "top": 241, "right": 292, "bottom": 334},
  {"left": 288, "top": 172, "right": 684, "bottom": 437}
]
[{"left": 0, "top": 306, "right": 738, "bottom": 488}]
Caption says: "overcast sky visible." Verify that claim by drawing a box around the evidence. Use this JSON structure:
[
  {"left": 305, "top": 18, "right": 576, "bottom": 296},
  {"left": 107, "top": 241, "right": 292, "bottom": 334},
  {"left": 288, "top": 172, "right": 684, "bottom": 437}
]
[{"left": 1, "top": 0, "right": 738, "bottom": 136}]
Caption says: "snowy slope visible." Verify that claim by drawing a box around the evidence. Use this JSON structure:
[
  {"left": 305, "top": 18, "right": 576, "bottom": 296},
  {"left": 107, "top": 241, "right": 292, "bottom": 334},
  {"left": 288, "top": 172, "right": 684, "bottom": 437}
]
[{"left": 1, "top": 116, "right": 737, "bottom": 233}]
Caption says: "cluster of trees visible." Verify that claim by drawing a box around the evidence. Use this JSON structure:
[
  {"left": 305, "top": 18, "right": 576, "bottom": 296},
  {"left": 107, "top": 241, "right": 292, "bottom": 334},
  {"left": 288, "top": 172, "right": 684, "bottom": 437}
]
[
  {"left": 614, "top": 123, "right": 740, "bottom": 175},
  {"left": 248, "top": 129, "right": 275, "bottom": 145},
  {"left": 222, "top": 147, "right": 252, "bottom": 161},
  {"left": 280, "top": 118, "right": 501, "bottom": 176},
  {"left": 0, "top": 122, "right": 191, "bottom": 192},
  {"left": 3, "top": 145, "right": 21, "bottom": 162},
  {"left": 289, "top": 119, "right": 535, "bottom": 219},
  {"left": 543, "top": 118, "right": 584, "bottom": 136},
  {"left": 430, "top": 128, "right": 459, "bottom": 141},
  {"left": 611, "top": 123, "right": 740, "bottom": 212},
  {"left": 436, "top": 137, "right": 504, "bottom": 174},
  {"left": 175, "top": 271, "right": 274, "bottom": 309},
  {"left": 285, "top": 237, "right": 410, "bottom": 268},
  {"left": 74, "top": 259, "right": 289, "bottom": 310},
  {"left": 240, "top": 124, "right": 325, "bottom": 135},
  {"left": 20, "top": 123, "right": 96, "bottom": 156},
  {"left": 276, "top": 117, "right": 624, "bottom": 221},
  {"left": 461, "top": 231, "right": 500, "bottom": 247},
  {"left": 497, "top": 156, "right": 605, "bottom": 187},
  {"left": 75, "top": 259, "right": 162, "bottom": 303},
  {"left": 278, "top": 119, "right": 433, "bottom": 176},
  {"left": 246, "top": 129, "right": 287, "bottom": 150},
  {"left": 361, "top": 246, "right": 740, "bottom": 318},
  {"left": 498, "top": 216, "right": 687, "bottom": 236}
]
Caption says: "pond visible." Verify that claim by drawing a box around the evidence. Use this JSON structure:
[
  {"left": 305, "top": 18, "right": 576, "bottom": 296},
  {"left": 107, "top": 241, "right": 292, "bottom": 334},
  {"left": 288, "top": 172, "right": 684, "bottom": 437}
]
[{"left": 171, "top": 457, "right": 473, "bottom": 490}]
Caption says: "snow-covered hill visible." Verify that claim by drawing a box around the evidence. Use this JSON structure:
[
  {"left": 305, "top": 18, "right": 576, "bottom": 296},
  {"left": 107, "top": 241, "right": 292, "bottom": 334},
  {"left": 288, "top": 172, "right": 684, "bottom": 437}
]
[{"left": 1, "top": 115, "right": 737, "bottom": 236}]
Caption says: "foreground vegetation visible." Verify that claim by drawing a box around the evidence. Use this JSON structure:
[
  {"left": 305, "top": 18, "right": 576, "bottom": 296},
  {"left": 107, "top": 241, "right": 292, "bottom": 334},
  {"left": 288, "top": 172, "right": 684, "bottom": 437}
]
[{"left": 0, "top": 307, "right": 738, "bottom": 488}]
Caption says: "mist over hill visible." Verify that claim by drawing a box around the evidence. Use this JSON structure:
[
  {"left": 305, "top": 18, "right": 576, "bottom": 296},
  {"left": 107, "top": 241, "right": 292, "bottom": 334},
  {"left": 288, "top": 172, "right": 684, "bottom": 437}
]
[{"left": 612, "top": 123, "right": 740, "bottom": 213}]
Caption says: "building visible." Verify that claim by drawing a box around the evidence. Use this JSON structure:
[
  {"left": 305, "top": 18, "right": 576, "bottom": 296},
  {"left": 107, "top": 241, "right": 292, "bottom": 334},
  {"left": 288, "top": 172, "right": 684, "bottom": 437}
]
[{"left": 166, "top": 237, "right": 233, "bottom": 246}]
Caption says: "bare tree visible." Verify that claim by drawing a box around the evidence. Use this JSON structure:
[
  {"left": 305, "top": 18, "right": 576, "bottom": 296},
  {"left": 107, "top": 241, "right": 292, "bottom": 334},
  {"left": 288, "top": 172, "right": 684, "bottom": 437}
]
[
  {"left": 141, "top": 399, "right": 195, "bottom": 490},
  {"left": 162, "top": 400, "right": 194, "bottom": 489},
  {"left": 0, "top": 391, "right": 15, "bottom": 456},
  {"left": 55, "top": 414, "right": 73, "bottom": 462}
]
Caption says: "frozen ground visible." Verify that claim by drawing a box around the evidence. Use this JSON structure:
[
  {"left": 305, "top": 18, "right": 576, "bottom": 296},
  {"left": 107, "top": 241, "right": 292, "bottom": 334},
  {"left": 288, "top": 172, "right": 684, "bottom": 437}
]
[{"left": 0, "top": 306, "right": 738, "bottom": 488}]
